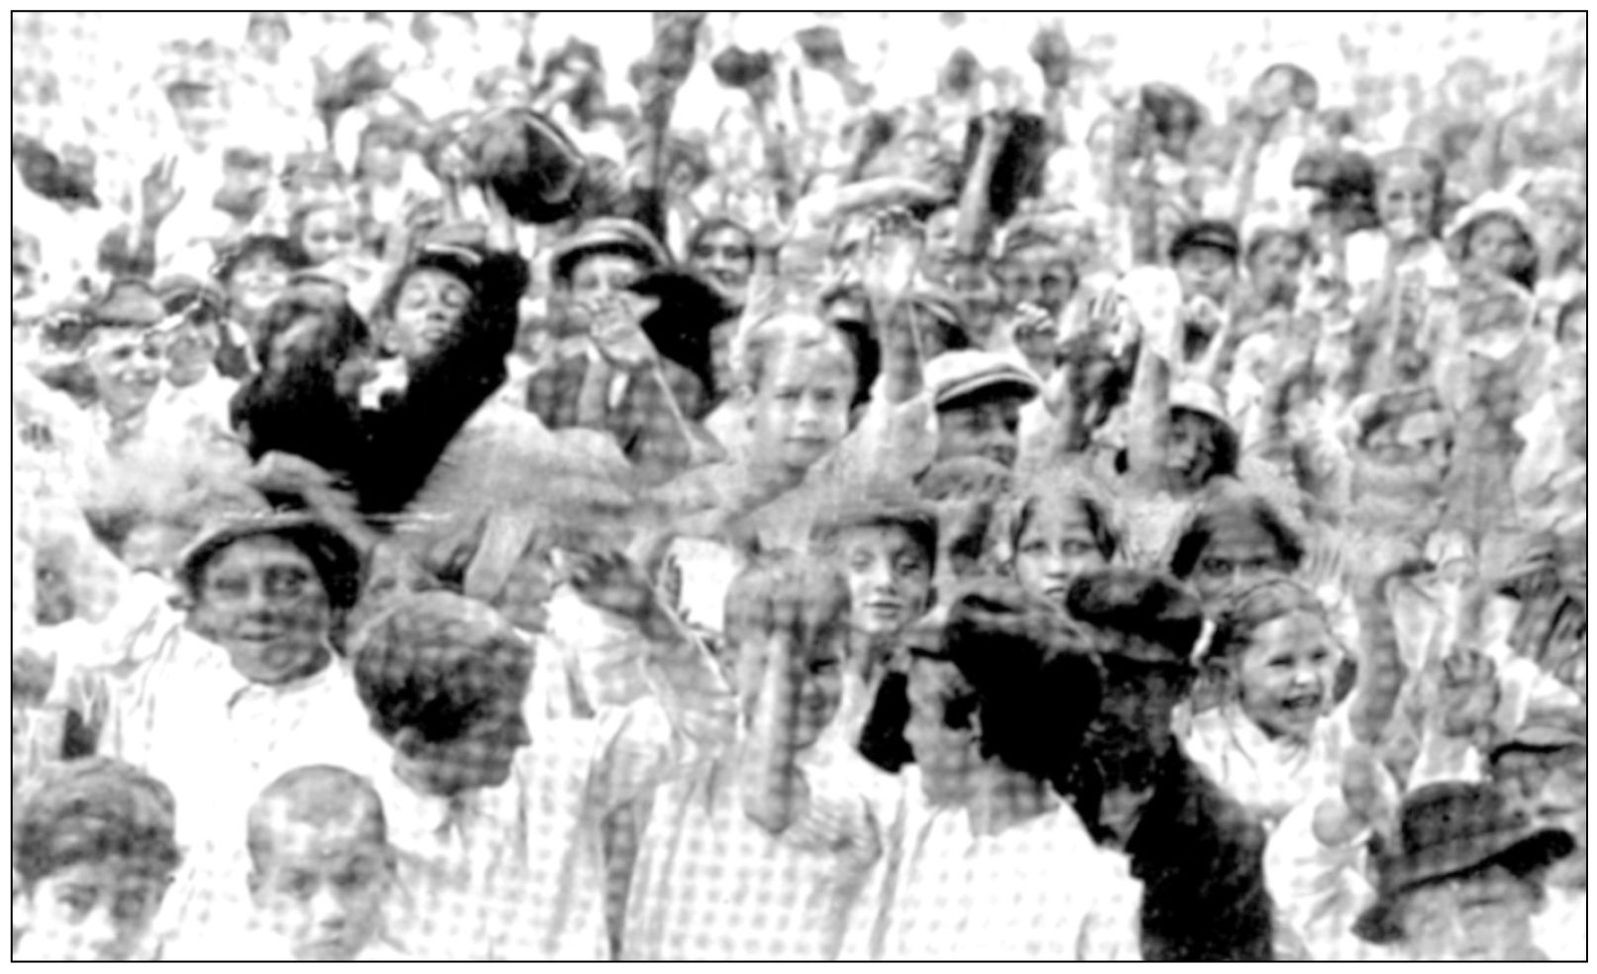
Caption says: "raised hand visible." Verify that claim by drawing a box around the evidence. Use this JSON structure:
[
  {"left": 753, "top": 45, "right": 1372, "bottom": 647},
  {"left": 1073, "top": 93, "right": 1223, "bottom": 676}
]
[
  {"left": 563, "top": 547, "right": 664, "bottom": 628},
  {"left": 582, "top": 293, "right": 658, "bottom": 371},
  {"left": 861, "top": 206, "right": 925, "bottom": 317},
  {"left": 140, "top": 156, "right": 186, "bottom": 226},
  {"left": 1429, "top": 650, "right": 1502, "bottom": 749}
]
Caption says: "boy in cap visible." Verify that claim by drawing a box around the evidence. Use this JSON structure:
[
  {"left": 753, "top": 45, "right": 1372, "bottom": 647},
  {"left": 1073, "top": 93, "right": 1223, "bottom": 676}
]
[
  {"left": 12, "top": 758, "right": 183, "bottom": 960},
  {"left": 61, "top": 512, "right": 374, "bottom": 859},
  {"left": 923, "top": 349, "right": 1042, "bottom": 471},
  {"left": 348, "top": 576, "right": 733, "bottom": 959}
]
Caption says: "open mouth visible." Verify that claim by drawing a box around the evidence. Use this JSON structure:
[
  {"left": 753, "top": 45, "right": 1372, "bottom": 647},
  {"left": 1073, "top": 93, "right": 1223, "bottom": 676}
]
[{"left": 1279, "top": 693, "right": 1323, "bottom": 718}]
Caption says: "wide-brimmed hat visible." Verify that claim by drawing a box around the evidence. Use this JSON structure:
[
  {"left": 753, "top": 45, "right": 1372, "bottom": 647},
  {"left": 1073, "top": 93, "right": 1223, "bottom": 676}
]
[
  {"left": 1443, "top": 190, "right": 1535, "bottom": 264},
  {"left": 1488, "top": 705, "right": 1587, "bottom": 763},
  {"left": 1353, "top": 781, "right": 1575, "bottom": 945},
  {"left": 178, "top": 512, "right": 364, "bottom": 612},
  {"left": 549, "top": 217, "right": 671, "bottom": 285}
]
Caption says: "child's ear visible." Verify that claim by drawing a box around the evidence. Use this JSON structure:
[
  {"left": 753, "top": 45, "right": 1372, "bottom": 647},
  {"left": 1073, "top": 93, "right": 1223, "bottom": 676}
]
[{"left": 246, "top": 869, "right": 264, "bottom": 901}]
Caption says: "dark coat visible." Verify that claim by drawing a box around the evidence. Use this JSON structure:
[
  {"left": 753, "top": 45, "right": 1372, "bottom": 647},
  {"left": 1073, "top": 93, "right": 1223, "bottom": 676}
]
[{"left": 1074, "top": 743, "right": 1276, "bottom": 962}]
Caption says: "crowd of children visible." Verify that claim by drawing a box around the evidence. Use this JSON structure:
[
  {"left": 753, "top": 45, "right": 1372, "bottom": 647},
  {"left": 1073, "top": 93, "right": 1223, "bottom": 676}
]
[{"left": 11, "top": 12, "right": 1587, "bottom": 961}]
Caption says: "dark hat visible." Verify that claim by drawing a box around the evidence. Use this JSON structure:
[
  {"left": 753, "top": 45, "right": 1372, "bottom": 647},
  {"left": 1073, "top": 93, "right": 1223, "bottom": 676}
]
[
  {"left": 794, "top": 24, "right": 847, "bottom": 66},
  {"left": 710, "top": 46, "right": 774, "bottom": 90},
  {"left": 1169, "top": 219, "right": 1241, "bottom": 263},
  {"left": 1292, "top": 147, "right": 1377, "bottom": 203},
  {"left": 459, "top": 107, "right": 586, "bottom": 225},
  {"left": 402, "top": 223, "right": 491, "bottom": 292},
  {"left": 1488, "top": 706, "right": 1587, "bottom": 763},
  {"left": 1064, "top": 568, "right": 1207, "bottom": 667},
  {"left": 1353, "top": 781, "right": 1575, "bottom": 944},
  {"left": 88, "top": 278, "right": 166, "bottom": 331},
  {"left": 550, "top": 217, "right": 671, "bottom": 284},
  {"left": 211, "top": 233, "right": 310, "bottom": 283},
  {"left": 178, "top": 512, "right": 364, "bottom": 612}
]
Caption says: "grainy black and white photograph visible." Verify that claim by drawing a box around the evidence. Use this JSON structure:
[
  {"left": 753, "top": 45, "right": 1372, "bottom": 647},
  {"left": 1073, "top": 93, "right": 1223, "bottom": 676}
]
[{"left": 9, "top": 9, "right": 1588, "bottom": 961}]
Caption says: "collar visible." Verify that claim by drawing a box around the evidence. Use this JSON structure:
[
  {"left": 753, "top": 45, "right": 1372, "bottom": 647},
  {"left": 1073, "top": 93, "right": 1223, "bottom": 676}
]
[{"left": 220, "top": 650, "right": 340, "bottom": 711}]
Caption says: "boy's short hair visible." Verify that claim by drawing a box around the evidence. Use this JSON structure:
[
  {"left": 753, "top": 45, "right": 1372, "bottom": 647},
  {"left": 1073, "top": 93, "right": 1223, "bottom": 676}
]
[
  {"left": 736, "top": 312, "right": 857, "bottom": 395},
  {"left": 350, "top": 592, "right": 532, "bottom": 744},
  {"left": 13, "top": 758, "right": 182, "bottom": 887},
  {"left": 246, "top": 765, "right": 387, "bottom": 872}
]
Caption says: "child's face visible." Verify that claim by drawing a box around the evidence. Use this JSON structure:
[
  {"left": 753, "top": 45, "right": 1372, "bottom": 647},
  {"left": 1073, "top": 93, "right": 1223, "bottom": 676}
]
[
  {"left": 1466, "top": 216, "right": 1531, "bottom": 281},
  {"left": 996, "top": 244, "right": 1073, "bottom": 316},
  {"left": 84, "top": 327, "right": 164, "bottom": 419},
  {"left": 934, "top": 394, "right": 1025, "bottom": 470},
  {"left": 837, "top": 525, "right": 932, "bottom": 638},
  {"left": 229, "top": 251, "right": 293, "bottom": 318},
  {"left": 190, "top": 536, "right": 333, "bottom": 685},
  {"left": 251, "top": 819, "right": 391, "bottom": 961},
  {"left": 1188, "top": 508, "right": 1292, "bottom": 607},
  {"left": 1233, "top": 610, "right": 1338, "bottom": 744},
  {"left": 904, "top": 655, "right": 979, "bottom": 805},
  {"left": 739, "top": 627, "right": 847, "bottom": 751},
  {"left": 569, "top": 252, "right": 645, "bottom": 306},
  {"left": 1377, "top": 167, "right": 1436, "bottom": 244},
  {"left": 746, "top": 343, "right": 855, "bottom": 477},
  {"left": 1248, "top": 236, "right": 1307, "bottom": 308},
  {"left": 300, "top": 207, "right": 360, "bottom": 267},
  {"left": 1174, "top": 244, "right": 1238, "bottom": 305},
  {"left": 1013, "top": 497, "right": 1105, "bottom": 610},
  {"left": 161, "top": 320, "right": 220, "bottom": 387},
  {"left": 1166, "top": 411, "right": 1221, "bottom": 491},
  {"left": 391, "top": 268, "right": 471, "bottom": 368},
  {"left": 1398, "top": 866, "right": 1539, "bottom": 961},
  {"left": 18, "top": 857, "right": 171, "bottom": 961}
]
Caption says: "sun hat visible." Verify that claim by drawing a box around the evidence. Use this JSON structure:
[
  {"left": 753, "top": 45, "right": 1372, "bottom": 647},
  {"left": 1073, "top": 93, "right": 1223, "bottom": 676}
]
[{"left": 178, "top": 512, "right": 364, "bottom": 612}]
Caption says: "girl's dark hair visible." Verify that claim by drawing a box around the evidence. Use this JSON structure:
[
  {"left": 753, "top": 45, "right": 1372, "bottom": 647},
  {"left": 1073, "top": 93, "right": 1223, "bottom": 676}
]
[
  {"left": 1004, "top": 472, "right": 1122, "bottom": 564},
  {"left": 1167, "top": 484, "right": 1308, "bottom": 580},
  {"left": 211, "top": 234, "right": 310, "bottom": 288},
  {"left": 252, "top": 288, "right": 371, "bottom": 370},
  {"left": 685, "top": 215, "right": 754, "bottom": 266},
  {"left": 1206, "top": 573, "right": 1329, "bottom": 665}
]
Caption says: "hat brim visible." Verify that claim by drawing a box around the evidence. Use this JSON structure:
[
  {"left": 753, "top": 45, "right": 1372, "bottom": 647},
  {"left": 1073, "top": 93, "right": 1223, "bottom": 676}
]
[
  {"left": 179, "top": 515, "right": 364, "bottom": 612},
  {"left": 1354, "top": 827, "right": 1576, "bottom": 945},
  {"left": 552, "top": 235, "right": 668, "bottom": 284},
  {"left": 935, "top": 376, "right": 1041, "bottom": 412}
]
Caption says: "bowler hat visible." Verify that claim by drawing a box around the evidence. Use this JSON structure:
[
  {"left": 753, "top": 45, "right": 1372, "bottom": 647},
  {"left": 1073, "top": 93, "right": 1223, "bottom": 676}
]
[
  {"left": 1353, "top": 781, "right": 1574, "bottom": 944},
  {"left": 178, "top": 512, "right": 364, "bottom": 612}
]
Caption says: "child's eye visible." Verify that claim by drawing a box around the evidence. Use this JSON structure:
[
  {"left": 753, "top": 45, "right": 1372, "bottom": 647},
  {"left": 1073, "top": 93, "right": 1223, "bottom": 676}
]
[
  {"left": 208, "top": 576, "right": 250, "bottom": 599},
  {"left": 848, "top": 554, "right": 874, "bottom": 572},
  {"left": 1062, "top": 540, "right": 1098, "bottom": 558},
  {"left": 1021, "top": 539, "right": 1047, "bottom": 555},
  {"left": 57, "top": 891, "right": 96, "bottom": 918},
  {"left": 112, "top": 890, "right": 154, "bottom": 922},
  {"left": 286, "top": 873, "right": 319, "bottom": 899},
  {"left": 894, "top": 556, "right": 926, "bottom": 576}
]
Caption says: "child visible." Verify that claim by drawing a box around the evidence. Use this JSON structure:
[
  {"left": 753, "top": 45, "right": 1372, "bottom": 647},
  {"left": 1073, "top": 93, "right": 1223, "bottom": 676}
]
[
  {"left": 243, "top": 765, "right": 406, "bottom": 960},
  {"left": 997, "top": 465, "right": 1122, "bottom": 611},
  {"left": 349, "top": 584, "right": 733, "bottom": 959},
  {"left": 810, "top": 489, "right": 939, "bottom": 746},
  {"left": 622, "top": 555, "right": 891, "bottom": 959},
  {"left": 12, "top": 758, "right": 183, "bottom": 961}
]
